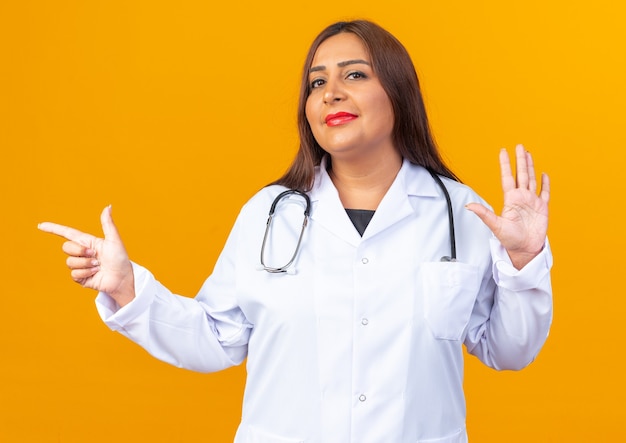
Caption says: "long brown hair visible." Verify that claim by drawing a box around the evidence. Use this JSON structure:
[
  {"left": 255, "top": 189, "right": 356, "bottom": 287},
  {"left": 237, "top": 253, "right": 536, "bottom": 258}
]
[{"left": 272, "top": 20, "right": 459, "bottom": 191}]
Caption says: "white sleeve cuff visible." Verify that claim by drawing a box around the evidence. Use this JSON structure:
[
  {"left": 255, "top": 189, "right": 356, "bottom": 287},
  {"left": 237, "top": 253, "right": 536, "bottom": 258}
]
[
  {"left": 94, "top": 262, "right": 156, "bottom": 331},
  {"left": 489, "top": 237, "right": 553, "bottom": 291}
]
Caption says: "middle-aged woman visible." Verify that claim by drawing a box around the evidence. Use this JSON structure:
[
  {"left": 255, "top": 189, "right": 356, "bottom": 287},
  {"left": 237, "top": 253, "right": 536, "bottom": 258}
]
[{"left": 40, "top": 20, "right": 552, "bottom": 443}]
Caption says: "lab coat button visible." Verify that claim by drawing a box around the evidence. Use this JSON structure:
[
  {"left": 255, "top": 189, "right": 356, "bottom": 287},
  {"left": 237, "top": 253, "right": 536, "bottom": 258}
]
[
  {"left": 361, "top": 318, "right": 369, "bottom": 326},
  {"left": 361, "top": 258, "right": 369, "bottom": 264},
  {"left": 359, "top": 394, "right": 367, "bottom": 402}
]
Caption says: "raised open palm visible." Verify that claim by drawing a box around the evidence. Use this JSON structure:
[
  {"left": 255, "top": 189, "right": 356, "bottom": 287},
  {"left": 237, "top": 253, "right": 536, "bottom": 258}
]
[{"left": 466, "top": 144, "right": 550, "bottom": 269}]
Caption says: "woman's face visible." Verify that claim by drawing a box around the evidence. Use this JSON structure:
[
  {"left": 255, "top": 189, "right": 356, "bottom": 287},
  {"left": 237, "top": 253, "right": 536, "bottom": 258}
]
[{"left": 305, "top": 32, "right": 395, "bottom": 162}]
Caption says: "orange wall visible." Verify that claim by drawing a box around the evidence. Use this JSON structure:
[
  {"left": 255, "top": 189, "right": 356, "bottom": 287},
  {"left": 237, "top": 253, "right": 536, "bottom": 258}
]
[{"left": 2, "top": 1, "right": 625, "bottom": 441}]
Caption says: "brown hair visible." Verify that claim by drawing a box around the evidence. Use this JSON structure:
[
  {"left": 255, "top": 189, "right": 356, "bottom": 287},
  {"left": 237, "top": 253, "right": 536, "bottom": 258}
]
[{"left": 272, "top": 20, "right": 459, "bottom": 191}]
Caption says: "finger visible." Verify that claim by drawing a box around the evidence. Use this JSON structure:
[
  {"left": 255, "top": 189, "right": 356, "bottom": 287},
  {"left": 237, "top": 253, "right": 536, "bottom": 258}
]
[
  {"left": 526, "top": 150, "right": 537, "bottom": 194},
  {"left": 499, "top": 148, "right": 515, "bottom": 193},
  {"left": 62, "top": 241, "right": 96, "bottom": 258},
  {"left": 38, "top": 222, "right": 97, "bottom": 249},
  {"left": 540, "top": 172, "right": 551, "bottom": 203},
  {"left": 465, "top": 203, "right": 500, "bottom": 234},
  {"left": 100, "top": 205, "right": 123, "bottom": 243},
  {"left": 515, "top": 144, "right": 529, "bottom": 189},
  {"left": 66, "top": 256, "right": 99, "bottom": 269},
  {"left": 70, "top": 267, "right": 99, "bottom": 282}
]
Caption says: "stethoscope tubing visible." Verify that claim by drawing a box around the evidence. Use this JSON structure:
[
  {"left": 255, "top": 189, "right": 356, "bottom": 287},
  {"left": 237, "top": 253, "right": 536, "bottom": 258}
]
[
  {"left": 260, "top": 170, "right": 456, "bottom": 273},
  {"left": 427, "top": 169, "right": 457, "bottom": 262},
  {"left": 260, "top": 189, "right": 311, "bottom": 273}
]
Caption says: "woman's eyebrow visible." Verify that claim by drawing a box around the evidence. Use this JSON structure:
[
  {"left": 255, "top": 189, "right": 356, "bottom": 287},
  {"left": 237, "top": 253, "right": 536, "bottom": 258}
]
[
  {"left": 310, "top": 59, "right": 371, "bottom": 73},
  {"left": 338, "top": 59, "right": 370, "bottom": 67}
]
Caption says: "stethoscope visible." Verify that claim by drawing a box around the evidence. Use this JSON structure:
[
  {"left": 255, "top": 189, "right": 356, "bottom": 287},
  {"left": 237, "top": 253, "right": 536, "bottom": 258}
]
[{"left": 259, "top": 169, "right": 456, "bottom": 273}]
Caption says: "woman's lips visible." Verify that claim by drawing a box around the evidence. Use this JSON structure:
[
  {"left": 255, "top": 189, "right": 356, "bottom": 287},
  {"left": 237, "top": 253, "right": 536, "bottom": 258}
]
[{"left": 325, "top": 112, "right": 358, "bottom": 127}]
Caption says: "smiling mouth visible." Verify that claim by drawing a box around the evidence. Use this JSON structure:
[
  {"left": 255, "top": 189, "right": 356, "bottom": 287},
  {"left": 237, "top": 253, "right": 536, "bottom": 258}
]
[{"left": 325, "top": 112, "right": 358, "bottom": 127}]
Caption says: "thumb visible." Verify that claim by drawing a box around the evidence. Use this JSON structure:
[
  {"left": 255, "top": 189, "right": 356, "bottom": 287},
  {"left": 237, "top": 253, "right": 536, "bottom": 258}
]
[
  {"left": 100, "top": 205, "right": 123, "bottom": 242},
  {"left": 465, "top": 202, "right": 499, "bottom": 232}
]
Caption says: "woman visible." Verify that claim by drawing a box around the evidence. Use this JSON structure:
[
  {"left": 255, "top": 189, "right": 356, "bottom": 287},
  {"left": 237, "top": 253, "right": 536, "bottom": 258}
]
[{"left": 39, "top": 20, "right": 552, "bottom": 443}]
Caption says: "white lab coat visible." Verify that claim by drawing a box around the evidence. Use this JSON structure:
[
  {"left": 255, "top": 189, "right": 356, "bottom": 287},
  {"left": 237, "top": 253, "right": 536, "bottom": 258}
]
[{"left": 96, "top": 158, "right": 553, "bottom": 443}]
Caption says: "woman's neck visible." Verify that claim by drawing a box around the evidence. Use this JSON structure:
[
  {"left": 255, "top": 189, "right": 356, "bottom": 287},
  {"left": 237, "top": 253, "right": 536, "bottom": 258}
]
[{"left": 328, "top": 153, "right": 402, "bottom": 210}]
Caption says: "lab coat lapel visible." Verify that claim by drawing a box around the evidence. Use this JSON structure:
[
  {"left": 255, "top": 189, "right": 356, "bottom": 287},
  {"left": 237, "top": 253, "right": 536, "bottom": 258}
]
[
  {"left": 309, "top": 164, "right": 363, "bottom": 247},
  {"left": 309, "top": 159, "right": 435, "bottom": 245},
  {"left": 360, "top": 159, "right": 417, "bottom": 240}
]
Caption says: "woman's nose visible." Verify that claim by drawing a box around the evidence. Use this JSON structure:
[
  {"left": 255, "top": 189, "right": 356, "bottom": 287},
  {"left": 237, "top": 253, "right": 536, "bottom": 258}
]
[{"left": 323, "top": 80, "right": 344, "bottom": 104}]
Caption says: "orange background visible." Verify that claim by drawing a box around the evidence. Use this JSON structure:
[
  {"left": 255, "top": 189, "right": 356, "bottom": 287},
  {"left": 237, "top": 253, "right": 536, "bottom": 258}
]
[{"left": 2, "top": 1, "right": 625, "bottom": 441}]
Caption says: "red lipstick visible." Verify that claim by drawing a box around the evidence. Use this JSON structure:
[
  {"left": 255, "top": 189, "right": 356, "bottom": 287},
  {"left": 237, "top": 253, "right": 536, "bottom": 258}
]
[{"left": 325, "top": 112, "right": 358, "bottom": 127}]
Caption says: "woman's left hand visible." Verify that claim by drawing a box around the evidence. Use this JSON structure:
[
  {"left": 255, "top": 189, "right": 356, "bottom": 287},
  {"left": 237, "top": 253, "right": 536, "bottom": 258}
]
[{"left": 466, "top": 144, "right": 550, "bottom": 270}]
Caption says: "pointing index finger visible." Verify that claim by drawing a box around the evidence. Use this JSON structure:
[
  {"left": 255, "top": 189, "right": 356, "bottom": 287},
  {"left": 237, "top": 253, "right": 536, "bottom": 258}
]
[{"left": 38, "top": 222, "right": 96, "bottom": 248}]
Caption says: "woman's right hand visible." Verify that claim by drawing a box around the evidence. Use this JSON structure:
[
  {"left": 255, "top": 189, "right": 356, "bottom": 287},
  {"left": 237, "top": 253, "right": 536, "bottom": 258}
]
[{"left": 39, "top": 205, "right": 135, "bottom": 307}]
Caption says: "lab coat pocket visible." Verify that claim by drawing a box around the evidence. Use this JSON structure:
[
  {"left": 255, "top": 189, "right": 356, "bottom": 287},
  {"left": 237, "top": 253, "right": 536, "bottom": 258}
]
[
  {"left": 421, "top": 262, "right": 480, "bottom": 341},
  {"left": 417, "top": 426, "right": 466, "bottom": 442},
  {"left": 243, "top": 425, "right": 305, "bottom": 443}
]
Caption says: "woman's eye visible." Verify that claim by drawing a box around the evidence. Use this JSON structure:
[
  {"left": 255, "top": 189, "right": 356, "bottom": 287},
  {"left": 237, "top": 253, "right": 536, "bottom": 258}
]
[
  {"left": 347, "top": 71, "right": 367, "bottom": 80},
  {"left": 310, "top": 78, "right": 325, "bottom": 89}
]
